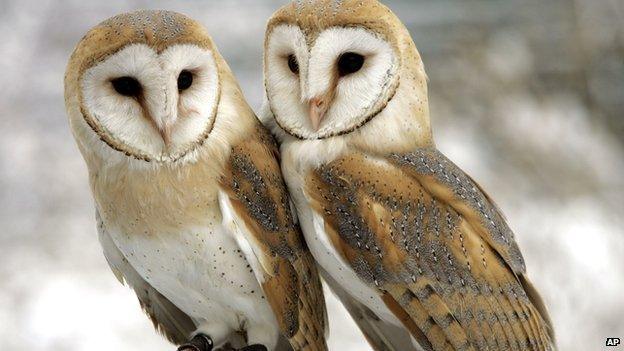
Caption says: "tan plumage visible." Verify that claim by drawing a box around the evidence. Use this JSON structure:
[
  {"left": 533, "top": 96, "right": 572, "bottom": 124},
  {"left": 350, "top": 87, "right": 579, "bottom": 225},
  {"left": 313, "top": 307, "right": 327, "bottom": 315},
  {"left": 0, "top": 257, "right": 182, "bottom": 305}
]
[
  {"left": 220, "top": 125, "right": 328, "bottom": 350},
  {"left": 65, "top": 10, "right": 326, "bottom": 350},
  {"left": 306, "top": 150, "right": 554, "bottom": 350},
  {"left": 261, "top": 1, "right": 555, "bottom": 350}
]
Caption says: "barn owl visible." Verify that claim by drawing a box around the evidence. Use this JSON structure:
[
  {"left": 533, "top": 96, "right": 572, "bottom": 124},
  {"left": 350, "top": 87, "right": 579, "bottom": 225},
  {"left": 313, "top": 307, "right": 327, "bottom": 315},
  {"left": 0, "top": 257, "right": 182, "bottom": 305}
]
[
  {"left": 64, "top": 10, "right": 327, "bottom": 351},
  {"left": 261, "top": 1, "right": 556, "bottom": 350}
]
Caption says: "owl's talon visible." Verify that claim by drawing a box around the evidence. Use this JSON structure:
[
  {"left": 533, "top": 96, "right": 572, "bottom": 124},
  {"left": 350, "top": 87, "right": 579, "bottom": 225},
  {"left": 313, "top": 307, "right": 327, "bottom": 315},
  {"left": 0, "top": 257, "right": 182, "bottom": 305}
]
[
  {"left": 239, "top": 345, "right": 267, "bottom": 351},
  {"left": 178, "top": 334, "right": 214, "bottom": 351}
]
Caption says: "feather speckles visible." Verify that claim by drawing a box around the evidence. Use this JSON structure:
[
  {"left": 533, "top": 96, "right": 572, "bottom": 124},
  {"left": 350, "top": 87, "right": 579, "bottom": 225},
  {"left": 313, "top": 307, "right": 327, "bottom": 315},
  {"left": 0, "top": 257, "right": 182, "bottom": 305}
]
[
  {"left": 101, "top": 10, "right": 187, "bottom": 42},
  {"left": 231, "top": 153, "right": 280, "bottom": 233},
  {"left": 305, "top": 149, "right": 555, "bottom": 350},
  {"left": 221, "top": 125, "right": 327, "bottom": 350},
  {"left": 390, "top": 150, "right": 525, "bottom": 273}
]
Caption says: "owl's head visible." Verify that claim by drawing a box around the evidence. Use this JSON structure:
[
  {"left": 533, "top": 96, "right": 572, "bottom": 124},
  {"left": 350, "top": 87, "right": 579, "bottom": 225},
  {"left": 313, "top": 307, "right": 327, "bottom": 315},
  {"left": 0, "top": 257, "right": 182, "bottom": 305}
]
[
  {"left": 65, "top": 10, "right": 224, "bottom": 164},
  {"left": 263, "top": 0, "right": 431, "bottom": 142}
]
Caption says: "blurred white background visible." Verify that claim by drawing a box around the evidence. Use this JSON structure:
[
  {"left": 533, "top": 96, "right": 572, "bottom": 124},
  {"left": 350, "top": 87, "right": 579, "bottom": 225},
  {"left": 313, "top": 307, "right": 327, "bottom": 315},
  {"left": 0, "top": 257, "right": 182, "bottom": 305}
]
[{"left": 0, "top": 0, "right": 623, "bottom": 350}]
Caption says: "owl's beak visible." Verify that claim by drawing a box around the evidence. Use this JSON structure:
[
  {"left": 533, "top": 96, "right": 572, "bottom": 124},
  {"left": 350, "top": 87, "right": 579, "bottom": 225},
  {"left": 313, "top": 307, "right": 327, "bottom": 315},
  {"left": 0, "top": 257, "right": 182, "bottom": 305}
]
[
  {"left": 138, "top": 90, "right": 177, "bottom": 150},
  {"left": 158, "top": 123, "right": 172, "bottom": 148},
  {"left": 157, "top": 111, "right": 180, "bottom": 149},
  {"left": 146, "top": 111, "right": 175, "bottom": 150},
  {"left": 308, "top": 91, "right": 334, "bottom": 131},
  {"left": 153, "top": 81, "right": 180, "bottom": 150}
]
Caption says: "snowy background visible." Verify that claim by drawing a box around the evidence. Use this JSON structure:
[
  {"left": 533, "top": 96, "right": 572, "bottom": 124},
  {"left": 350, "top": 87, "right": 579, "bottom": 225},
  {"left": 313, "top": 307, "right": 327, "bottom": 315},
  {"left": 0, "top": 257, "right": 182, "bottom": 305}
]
[{"left": 0, "top": 0, "right": 623, "bottom": 350}]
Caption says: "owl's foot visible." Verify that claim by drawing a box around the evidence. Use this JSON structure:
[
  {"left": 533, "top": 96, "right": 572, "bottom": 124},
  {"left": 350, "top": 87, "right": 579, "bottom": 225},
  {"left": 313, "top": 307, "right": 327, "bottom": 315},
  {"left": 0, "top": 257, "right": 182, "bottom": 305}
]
[
  {"left": 239, "top": 345, "right": 267, "bottom": 351},
  {"left": 178, "top": 334, "right": 214, "bottom": 351}
]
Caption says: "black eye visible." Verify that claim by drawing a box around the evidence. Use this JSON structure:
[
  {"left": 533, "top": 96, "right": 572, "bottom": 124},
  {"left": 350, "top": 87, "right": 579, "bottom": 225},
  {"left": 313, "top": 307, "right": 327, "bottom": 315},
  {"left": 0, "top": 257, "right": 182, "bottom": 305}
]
[
  {"left": 287, "top": 54, "right": 299, "bottom": 74},
  {"left": 178, "top": 70, "right": 193, "bottom": 91},
  {"left": 338, "top": 52, "right": 365, "bottom": 76},
  {"left": 111, "top": 76, "right": 141, "bottom": 97}
]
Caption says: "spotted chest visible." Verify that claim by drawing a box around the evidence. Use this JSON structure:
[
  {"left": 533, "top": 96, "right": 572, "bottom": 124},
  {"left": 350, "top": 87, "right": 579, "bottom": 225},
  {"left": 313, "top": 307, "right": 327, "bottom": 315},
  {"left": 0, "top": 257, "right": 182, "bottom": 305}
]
[{"left": 100, "top": 208, "right": 276, "bottom": 331}]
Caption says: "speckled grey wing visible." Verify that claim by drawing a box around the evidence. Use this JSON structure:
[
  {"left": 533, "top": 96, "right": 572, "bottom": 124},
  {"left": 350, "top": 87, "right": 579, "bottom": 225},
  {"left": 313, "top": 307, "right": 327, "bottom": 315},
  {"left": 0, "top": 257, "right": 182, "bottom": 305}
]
[
  {"left": 96, "top": 211, "right": 196, "bottom": 345},
  {"left": 388, "top": 149, "right": 557, "bottom": 350},
  {"left": 321, "top": 269, "right": 421, "bottom": 351},
  {"left": 220, "top": 124, "right": 328, "bottom": 351},
  {"left": 305, "top": 148, "right": 556, "bottom": 351}
]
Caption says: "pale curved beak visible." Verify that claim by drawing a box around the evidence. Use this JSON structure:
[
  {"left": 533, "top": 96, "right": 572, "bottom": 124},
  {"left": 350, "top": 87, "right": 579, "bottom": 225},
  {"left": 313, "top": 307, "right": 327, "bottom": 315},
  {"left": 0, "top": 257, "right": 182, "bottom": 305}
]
[
  {"left": 138, "top": 101, "right": 175, "bottom": 149},
  {"left": 308, "top": 96, "right": 333, "bottom": 131},
  {"left": 308, "top": 98, "right": 326, "bottom": 131},
  {"left": 158, "top": 121, "right": 174, "bottom": 148},
  {"left": 150, "top": 83, "right": 179, "bottom": 149}
]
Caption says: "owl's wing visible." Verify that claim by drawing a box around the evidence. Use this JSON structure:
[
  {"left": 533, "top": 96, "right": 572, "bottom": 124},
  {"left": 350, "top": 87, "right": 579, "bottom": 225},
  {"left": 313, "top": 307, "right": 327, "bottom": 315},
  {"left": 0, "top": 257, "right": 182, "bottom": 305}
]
[
  {"left": 305, "top": 148, "right": 556, "bottom": 351},
  {"left": 219, "top": 123, "right": 328, "bottom": 351},
  {"left": 96, "top": 211, "right": 196, "bottom": 345},
  {"left": 320, "top": 268, "right": 419, "bottom": 351}
]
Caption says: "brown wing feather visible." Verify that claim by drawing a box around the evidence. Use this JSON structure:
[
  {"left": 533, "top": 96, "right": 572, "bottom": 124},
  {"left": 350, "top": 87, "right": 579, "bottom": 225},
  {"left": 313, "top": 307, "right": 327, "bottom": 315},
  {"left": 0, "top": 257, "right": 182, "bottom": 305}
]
[
  {"left": 305, "top": 149, "right": 555, "bottom": 351},
  {"left": 220, "top": 123, "right": 327, "bottom": 351}
]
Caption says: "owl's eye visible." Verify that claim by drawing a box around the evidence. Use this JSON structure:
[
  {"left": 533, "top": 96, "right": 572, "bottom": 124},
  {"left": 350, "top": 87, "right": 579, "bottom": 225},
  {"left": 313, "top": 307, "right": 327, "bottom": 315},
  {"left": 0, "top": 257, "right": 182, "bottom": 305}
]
[
  {"left": 178, "top": 70, "right": 193, "bottom": 91},
  {"left": 338, "top": 52, "right": 365, "bottom": 77},
  {"left": 111, "top": 76, "right": 141, "bottom": 97},
  {"left": 287, "top": 54, "right": 299, "bottom": 75}
]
